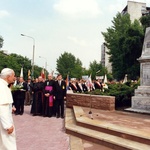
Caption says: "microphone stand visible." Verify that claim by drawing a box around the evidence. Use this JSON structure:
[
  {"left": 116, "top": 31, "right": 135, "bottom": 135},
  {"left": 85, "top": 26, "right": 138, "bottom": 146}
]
[{"left": 88, "top": 88, "right": 93, "bottom": 119}]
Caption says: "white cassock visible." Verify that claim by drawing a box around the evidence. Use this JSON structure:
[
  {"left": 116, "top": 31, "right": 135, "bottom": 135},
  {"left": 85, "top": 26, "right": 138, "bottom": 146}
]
[{"left": 0, "top": 78, "right": 17, "bottom": 150}]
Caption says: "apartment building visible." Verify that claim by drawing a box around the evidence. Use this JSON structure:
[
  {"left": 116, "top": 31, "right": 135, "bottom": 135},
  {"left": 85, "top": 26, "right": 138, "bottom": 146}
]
[{"left": 121, "top": 0, "right": 150, "bottom": 22}]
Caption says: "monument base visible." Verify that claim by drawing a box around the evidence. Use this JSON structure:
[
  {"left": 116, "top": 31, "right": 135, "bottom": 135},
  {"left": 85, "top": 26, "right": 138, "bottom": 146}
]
[
  {"left": 125, "top": 108, "right": 150, "bottom": 114},
  {"left": 125, "top": 86, "right": 150, "bottom": 114}
]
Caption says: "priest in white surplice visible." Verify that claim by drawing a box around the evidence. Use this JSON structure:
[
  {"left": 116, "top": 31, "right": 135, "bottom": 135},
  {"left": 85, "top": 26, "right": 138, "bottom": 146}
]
[{"left": 0, "top": 68, "right": 17, "bottom": 150}]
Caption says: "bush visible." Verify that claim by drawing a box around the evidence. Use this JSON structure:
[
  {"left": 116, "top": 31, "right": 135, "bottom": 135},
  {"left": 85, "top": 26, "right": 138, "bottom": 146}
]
[{"left": 87, "top": 81, "right": 140, "bottom": 109}]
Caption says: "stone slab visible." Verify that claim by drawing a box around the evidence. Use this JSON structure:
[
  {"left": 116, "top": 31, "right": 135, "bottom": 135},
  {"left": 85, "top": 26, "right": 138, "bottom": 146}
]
[{"left": 65, "top": 108, "right": 150, "bottom": 150}]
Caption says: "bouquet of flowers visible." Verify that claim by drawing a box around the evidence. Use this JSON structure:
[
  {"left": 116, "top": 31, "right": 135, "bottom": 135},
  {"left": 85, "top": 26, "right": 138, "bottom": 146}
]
[{"left": 11, "top": 85, "right": 25, "bottom": 92}]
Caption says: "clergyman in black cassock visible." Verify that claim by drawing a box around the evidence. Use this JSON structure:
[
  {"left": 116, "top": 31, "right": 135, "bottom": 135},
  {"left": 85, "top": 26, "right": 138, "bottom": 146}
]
[
  {"left": 44, "top": 74, "right": 55, "bottom": 117},
  {"left": 30, "top": 76, "right": 45, "bottom": 116}
]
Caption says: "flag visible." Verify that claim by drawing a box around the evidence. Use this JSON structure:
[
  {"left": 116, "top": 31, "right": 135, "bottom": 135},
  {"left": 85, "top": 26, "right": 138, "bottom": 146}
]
[
  {"left": 51, "top": 70, "right": 54, "bottom": 76},
  {"left": 86, "top": 74, "right": 93, "bottom": 91},
  {"left": 103, "top": 74, "right": 108, "bottom": 90},
  {"left": 28, "top": 70, "right": 31, "bottom": 78},
  {"left": 123, "top": 74, "right": 128, "bottom": 84},
  {"left": 66, "top": 74, "right": 70, "bottom": 90},
  {"left": 41, "top": 68, "right": 45, "bottom": 79},
  {"left": 20, "top": 67, "right": 23, "bottom": 77},
  {"left": 104, "top": 74, "right": 108, "bottom": 83}
]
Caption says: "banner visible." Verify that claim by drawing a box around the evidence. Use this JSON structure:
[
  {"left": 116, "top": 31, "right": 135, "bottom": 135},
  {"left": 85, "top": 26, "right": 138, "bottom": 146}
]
[
  {"left": 96, "top": 76, "right": 104, "bottom": 80},
  {"left": 82, "top": 75, "right": 89, "bottom": 80}
]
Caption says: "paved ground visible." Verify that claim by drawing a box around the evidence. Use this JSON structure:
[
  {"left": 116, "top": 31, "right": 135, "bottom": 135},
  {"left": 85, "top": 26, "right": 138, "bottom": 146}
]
[
  {"left": 13, "top": 106, "right": 70, "bottom": 150},
  {"left": 82, "top": 107, "right": 150, "bottom": 150},
  {"left": 82, "top": 107, "right": 150, "bottom": 133},
  {"left": 13, "top": 106, "right": 150, "bottom": 150}
]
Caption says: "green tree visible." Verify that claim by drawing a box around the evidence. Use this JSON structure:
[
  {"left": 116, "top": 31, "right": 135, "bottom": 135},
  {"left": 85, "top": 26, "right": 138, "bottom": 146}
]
[
  {"left": 0, "top": 51, "right": 43, "bottom": 80},
  {"left": 102, "top": 13, "right": 144, "bottom": 80},
  {"left": 122, "top": 20, "right": 144, "bottom": 79},
  {"left": 88, "top": 60, "right": 106, "bottom": 79},
  {"left": 88, "top": 60, "right": 113, "bottom": 81},
  {"left": 140, "top": 13, "right": 150, "bottom": 31},
  {"left": 7, "top": 54, "right": 31, "bottom": 78},
  {"left": 56, "top": 52, "right": 83, "bottom": 79},
  {"left": 0, "top": 36, "right": 3, "bottom": 48}
]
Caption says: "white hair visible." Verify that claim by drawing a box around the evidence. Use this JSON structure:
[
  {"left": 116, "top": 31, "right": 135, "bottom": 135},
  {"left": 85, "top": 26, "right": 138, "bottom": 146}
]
[{"left": 0, "top": 68, "right": 14, "bottom": 79}]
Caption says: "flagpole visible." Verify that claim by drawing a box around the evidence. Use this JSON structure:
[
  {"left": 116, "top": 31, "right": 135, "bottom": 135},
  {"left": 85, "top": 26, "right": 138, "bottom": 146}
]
[
  {"left": 88, "top": 73, "right": 93, "bottom": 119},
  {"left": 89, "top": 93, "right": 93, "bottom": 119}
]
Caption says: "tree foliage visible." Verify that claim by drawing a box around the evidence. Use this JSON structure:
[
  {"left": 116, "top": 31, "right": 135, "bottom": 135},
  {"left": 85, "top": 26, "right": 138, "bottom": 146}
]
[
  {"left": 89, "top": 60, "right": 107, "bottom": 79},
  {"left": 56, "top": 52, "right": 83, "bottom": 79},
  {"left": 0, "top": 36, "right": 3, "bottom": 48},
  {"left": 102, "top": 13, "right": 144, "bottom": 80},
  {"left": 140, "top": 13, "right": 150, "bottom": 31},
  {"left": 56, "top": 52, "right": 110, "bottom": 80},
  {"left": 0, "top": 51, "right": 43, "bottom": 80}
]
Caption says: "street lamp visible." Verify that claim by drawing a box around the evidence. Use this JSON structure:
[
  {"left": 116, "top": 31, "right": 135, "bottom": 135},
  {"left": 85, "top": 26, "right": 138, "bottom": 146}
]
[
  {"left": 21, "top": 34, "right": 35, "bottom": 79},
  {"left": 39, "top": 56, "right": 47, "bottom": 71}
]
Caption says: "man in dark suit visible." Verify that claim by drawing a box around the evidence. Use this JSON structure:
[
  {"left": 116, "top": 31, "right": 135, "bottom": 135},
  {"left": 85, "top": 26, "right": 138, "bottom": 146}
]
[
  {"left": 25, "top": 78, "right": 33, "bottom": 105},
  {"left": 53, "top": 74, "right": 66, "bottom": 118},
  {"left": 13, "top": 77, "right": 27, "bottom": 115},
  {"left": 94, "top": 79, "right": 103, "bottom": 91}
]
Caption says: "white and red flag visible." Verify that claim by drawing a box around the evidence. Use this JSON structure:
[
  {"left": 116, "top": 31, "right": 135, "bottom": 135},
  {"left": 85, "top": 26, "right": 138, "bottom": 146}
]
[
  {"left": 41, "top": 68, "right": 45, "bottom": 79},
  {"left": 20, "top": 67, "right": 23, "bottom": 77}
]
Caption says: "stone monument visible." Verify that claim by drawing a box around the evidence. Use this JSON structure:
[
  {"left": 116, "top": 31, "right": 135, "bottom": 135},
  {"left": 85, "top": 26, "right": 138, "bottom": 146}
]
[{"left": 126, "top": 27, "right": 150, "bottom": 114}]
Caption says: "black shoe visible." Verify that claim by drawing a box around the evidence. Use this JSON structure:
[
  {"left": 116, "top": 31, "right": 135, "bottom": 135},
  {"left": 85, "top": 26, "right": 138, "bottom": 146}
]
[
  {"left": 56, "top": 115, "right": 60, "bottom": 118},
  {"left": 20, "top": 113, "right": 23, "bottom": 115},
  {"left": 15, "top": 113, "right": 20, "bottom": 115},
  {"left": 61, "top": 116, "right": 64, "bottom": 119}
]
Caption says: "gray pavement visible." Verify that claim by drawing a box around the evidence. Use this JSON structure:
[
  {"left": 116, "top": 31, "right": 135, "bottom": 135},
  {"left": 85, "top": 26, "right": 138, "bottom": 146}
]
[
  {"left": 13, "top": 105, "right": 150, "bottom": 150},
  {"left": 13, "top": 106, "right": 70, "bottom": 150}
]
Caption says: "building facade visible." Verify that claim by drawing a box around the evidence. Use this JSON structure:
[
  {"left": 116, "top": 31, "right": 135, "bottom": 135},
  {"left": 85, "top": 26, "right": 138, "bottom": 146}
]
[
  {"left": 121, "top": 0, "right": 150, "bottom": 22},
  {"left": 101, "top": 43, "right": 112, "bottom": 73}
]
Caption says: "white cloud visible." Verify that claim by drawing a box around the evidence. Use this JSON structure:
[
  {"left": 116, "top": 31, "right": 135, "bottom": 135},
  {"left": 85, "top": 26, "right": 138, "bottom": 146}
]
[
  {"left": 107, "top": 4, "right": 123, "bottom": 12},
  {"left": 53, "top": 0, "right": 102, "bottom": 18},
  {"left": 67, "top": 36, "right": 87, "bottom": 46},
  {"left": 0, "top": 10, "right": 10, "bottom": 18}
]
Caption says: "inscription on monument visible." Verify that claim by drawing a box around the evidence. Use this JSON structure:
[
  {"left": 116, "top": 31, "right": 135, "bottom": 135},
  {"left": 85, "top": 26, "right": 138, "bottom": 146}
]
[
  {"left": 143, "top": 64, "right": 150, "bottom": 86},
  {"left": 141, "top": 29, "right": 150, "bottom": 56},
  {"left": 147, "top": 41, "right": 150, "bottom": 48}
]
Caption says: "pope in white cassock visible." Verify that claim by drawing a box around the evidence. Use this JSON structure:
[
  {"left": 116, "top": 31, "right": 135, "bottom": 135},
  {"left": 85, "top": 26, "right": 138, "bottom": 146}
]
[{"left": 0, "top": 68, "right": 17, "bottom": 150}]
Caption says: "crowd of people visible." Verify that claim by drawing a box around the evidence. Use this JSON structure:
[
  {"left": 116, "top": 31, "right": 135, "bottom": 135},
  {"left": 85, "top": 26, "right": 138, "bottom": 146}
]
[
  {"left": 10, "top": 75, "right": 105, "bottom": 119},
  {"left": 0, "top": 68, "right": 68, "bottom": 150},
  {"left": 67, "top": 78, "right": 104, "bottom": 93},
  {"left": 11, "top": 73, "right": 67, "bottom": 119},
  {"left": 9, "top": 72, "right": 107, "bottom": 120}
]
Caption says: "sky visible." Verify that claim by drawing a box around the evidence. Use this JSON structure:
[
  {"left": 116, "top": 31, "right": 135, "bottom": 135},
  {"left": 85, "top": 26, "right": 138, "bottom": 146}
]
[{"left": 0, "top": 0, "right": 149, "bottom": 74}]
